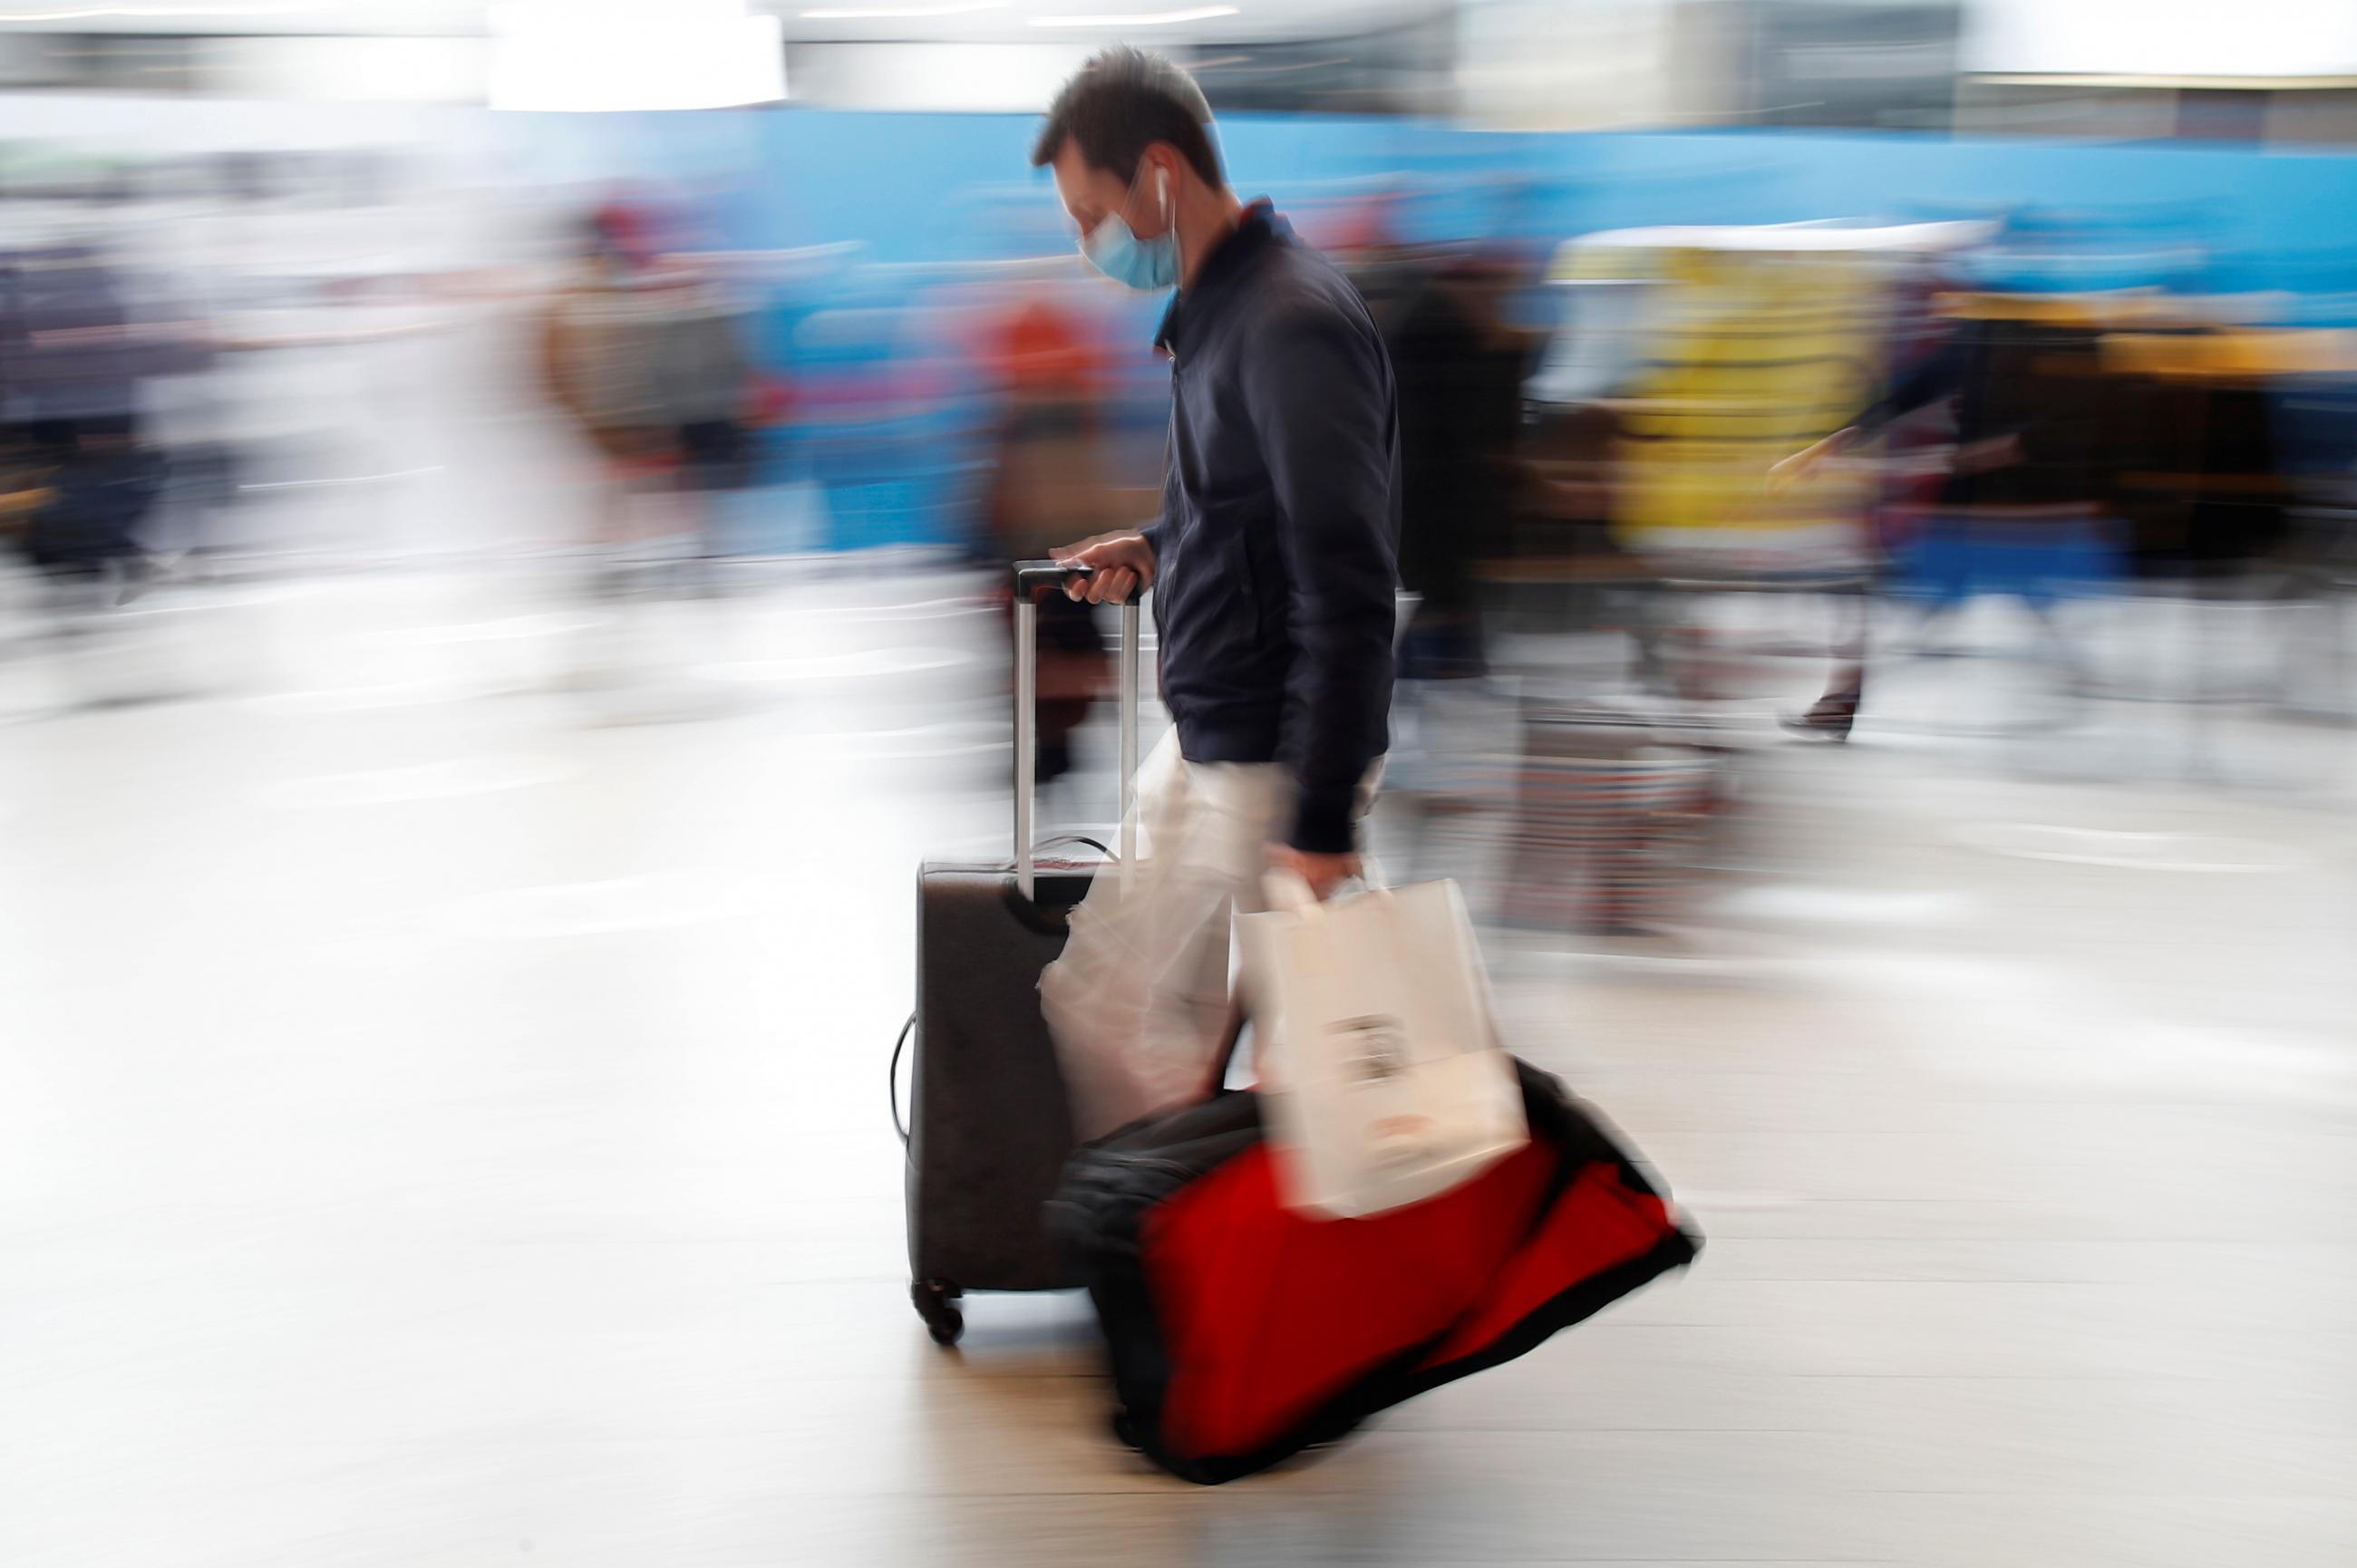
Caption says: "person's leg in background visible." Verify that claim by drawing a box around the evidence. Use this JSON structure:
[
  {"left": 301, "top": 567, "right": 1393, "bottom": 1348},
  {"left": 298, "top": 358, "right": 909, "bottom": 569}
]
[
  {"left": 1032, "top": 591, "right": 1107, "bottom": 791},
  {"left": 567, "top": 442, "right": 695, "bottom": 698},
  {"left": 1785, "top": 575, "right": 1869, "bottom": 740},
  {"left": 673, "top": 417, "right": 753, "bottom": 596}
]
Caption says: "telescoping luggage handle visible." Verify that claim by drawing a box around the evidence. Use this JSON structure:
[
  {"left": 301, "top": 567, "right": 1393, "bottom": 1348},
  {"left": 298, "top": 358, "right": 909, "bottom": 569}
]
[{"left": 1013, "top": 559, "right": 1141, "bottom": 901}]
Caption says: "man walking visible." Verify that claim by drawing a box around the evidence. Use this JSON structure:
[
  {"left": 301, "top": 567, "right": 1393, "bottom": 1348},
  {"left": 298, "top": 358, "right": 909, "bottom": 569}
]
[{"left": 1030, "top": 48, "right": 1402, "bottom": 1137}]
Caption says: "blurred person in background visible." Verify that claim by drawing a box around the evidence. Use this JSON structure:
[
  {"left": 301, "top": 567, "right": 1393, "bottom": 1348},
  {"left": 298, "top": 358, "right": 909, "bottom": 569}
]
[
  {"left": 981, "top": 295, "right": 1119, "bottom": 792},
  {"left": 1385, "top": 249, "right": 1528, "bottom": 681},
  {"left": 538, "top": 203, "right": 755, "bottom": 607},
  {"left": 1339, "top": 209, "right": 1522, "bottom": 683},
  {"left": 1032, "top": 48, "right": 1401, "bottom": 1134},
  {"left": 1352, "top": 234, "right": 1528, "bottom": 803},
  {"left": 1770, "top": 270, "right": 2105, "bottom": 740},
  {"left": 2, "top": 237, "right": 173, "bottom": 604}
]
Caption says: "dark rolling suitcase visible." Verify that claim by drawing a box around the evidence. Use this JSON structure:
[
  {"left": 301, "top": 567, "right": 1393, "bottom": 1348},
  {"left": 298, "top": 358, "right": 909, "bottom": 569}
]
[{"left": 899, "top": 561, "right": 1141, "bottom": 1346}]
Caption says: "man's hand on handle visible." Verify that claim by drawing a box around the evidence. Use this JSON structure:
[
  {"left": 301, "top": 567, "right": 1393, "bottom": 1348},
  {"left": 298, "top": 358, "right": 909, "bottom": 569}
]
[{"left": 1054, "top": 532, "right": 1156, "bottom": 605}]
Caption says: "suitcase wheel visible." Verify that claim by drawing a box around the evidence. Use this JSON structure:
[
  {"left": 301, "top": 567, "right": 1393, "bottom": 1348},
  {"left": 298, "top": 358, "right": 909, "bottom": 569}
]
[{"left": 913, "top": 1279, "right": 965, "bottom": 1347}]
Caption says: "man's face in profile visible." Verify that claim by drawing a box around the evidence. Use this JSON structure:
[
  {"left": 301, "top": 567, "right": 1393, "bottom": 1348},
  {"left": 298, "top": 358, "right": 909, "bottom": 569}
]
[{"left": 1049, "top": 139, "right": 1173, "bottom": 252}]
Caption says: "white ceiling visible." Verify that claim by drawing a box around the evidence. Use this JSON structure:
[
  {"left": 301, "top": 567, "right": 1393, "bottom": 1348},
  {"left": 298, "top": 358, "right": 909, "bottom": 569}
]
[
  {"left": 0, "top": 0, "right": 1442, "bottom": 44},
  {"left": 0, "top": 1, "right": 484, "bottom": 34},
  {"left": 780, "top": 0, "right": 1440, "bottom": 45}
]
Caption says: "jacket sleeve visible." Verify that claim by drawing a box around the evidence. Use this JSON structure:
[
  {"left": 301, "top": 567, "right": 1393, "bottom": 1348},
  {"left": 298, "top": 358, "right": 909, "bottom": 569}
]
[
  {"left": 1137, "top": 449, "right": 1175, "bottom": 565},
  {"left": 1246, "top": 303, "right": 1401, "bottom": 854}
]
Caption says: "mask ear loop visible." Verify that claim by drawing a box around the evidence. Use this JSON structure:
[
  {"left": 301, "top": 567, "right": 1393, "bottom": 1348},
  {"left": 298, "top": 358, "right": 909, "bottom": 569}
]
[{"left": 1157, "top": 163, "right": 1182, "bottom": 289}]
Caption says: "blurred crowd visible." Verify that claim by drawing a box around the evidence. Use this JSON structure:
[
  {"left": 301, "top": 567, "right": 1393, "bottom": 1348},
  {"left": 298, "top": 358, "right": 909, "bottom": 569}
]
[{"left": 5, "top": 130, "right": 2356, "bottom": 934}]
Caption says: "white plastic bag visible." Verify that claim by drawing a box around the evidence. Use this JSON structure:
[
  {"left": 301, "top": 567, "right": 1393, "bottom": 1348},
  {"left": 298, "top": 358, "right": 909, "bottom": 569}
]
[{"left": 1237, "top": 869, "right": 1528, "bottom": 1218}]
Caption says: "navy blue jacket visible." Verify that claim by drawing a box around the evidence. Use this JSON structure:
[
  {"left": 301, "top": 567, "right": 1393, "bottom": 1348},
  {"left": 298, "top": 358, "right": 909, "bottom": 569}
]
[{"left": 1140, "top": 204, "right": 1401, "bottom": 854}]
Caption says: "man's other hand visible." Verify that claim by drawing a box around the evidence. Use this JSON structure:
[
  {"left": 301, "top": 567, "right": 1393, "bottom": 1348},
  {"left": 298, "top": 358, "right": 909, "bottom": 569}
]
[
  {"left": 1270, "top": 844, "right": 1361, "bottom": 903},
  {"left": 1768, "top": 427, "right": 1856, "bottom": 490},
  {"left": 1054, "top": 532, "right": 1156, "bottom": 605}
]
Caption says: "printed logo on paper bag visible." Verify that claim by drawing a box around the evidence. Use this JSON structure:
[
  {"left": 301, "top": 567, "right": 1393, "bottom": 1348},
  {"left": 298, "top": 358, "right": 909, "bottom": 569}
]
[{"left": 1329, "top": 1015, "right": 1407, "bottom": 1082}]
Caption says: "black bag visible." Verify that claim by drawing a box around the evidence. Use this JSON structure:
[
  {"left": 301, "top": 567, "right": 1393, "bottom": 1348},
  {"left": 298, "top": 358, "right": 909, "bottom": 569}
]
[{"left": 897, "top": 561, "right": 1142, "bottom": 1345}]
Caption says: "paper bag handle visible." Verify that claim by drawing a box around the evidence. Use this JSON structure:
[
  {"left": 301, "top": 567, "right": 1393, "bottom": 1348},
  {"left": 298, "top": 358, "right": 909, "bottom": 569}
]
[
  {"left": 1263, "top": 868, "right": 1322, "bottom": 916},
  {"left": 1260, "top": 856, "right": 1389, "bottom": 920}
]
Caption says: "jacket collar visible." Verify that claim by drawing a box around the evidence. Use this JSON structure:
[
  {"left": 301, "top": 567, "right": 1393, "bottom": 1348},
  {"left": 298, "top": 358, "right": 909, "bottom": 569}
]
[{"left": 1153, "top": 199, "right": 1282, "bottom": 359}]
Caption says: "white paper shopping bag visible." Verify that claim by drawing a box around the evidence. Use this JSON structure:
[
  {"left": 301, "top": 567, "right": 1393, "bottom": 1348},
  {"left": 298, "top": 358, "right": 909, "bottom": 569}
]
[{"left": 1237, "top": 871, "right": 1528, "bottom": 1218}]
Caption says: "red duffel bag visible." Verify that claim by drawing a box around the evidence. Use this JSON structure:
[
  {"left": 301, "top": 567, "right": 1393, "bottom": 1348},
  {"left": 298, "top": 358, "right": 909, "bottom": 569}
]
[{"left": 1048, "top": 1057, "right": 1700, "bottom": 1485}]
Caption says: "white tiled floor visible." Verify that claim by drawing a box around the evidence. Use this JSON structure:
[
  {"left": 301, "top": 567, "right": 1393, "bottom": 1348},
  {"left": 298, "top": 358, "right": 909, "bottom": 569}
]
[{"left": 2, "top": 567, "right": 2353, "bottom": 1567}]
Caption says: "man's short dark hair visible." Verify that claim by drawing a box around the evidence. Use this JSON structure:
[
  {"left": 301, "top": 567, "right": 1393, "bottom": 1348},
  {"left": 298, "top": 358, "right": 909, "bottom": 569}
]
[{"left": 1031, "top": 46, "right": 1224, "bottom": 189}]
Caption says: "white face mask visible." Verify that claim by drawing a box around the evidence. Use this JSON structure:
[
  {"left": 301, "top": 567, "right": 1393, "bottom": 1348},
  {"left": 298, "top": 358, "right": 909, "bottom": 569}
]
[{"left": 1080, "top": 163, "right": 1178, "bottom": 293}]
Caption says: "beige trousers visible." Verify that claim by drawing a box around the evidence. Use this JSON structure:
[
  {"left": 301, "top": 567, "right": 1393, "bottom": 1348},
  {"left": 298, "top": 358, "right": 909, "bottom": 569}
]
[{"left": 1041, "top": 730, "right": 1375, "bottom": 1141}]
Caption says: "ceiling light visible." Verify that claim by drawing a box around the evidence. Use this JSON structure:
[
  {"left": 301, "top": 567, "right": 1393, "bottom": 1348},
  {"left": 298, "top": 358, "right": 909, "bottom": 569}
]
[
  {"left": 1030, "top": 5, "right": 1238, "bottom": 26},
  {"left": 491, "top": 0, "right": 783, "bottom": 112}
]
